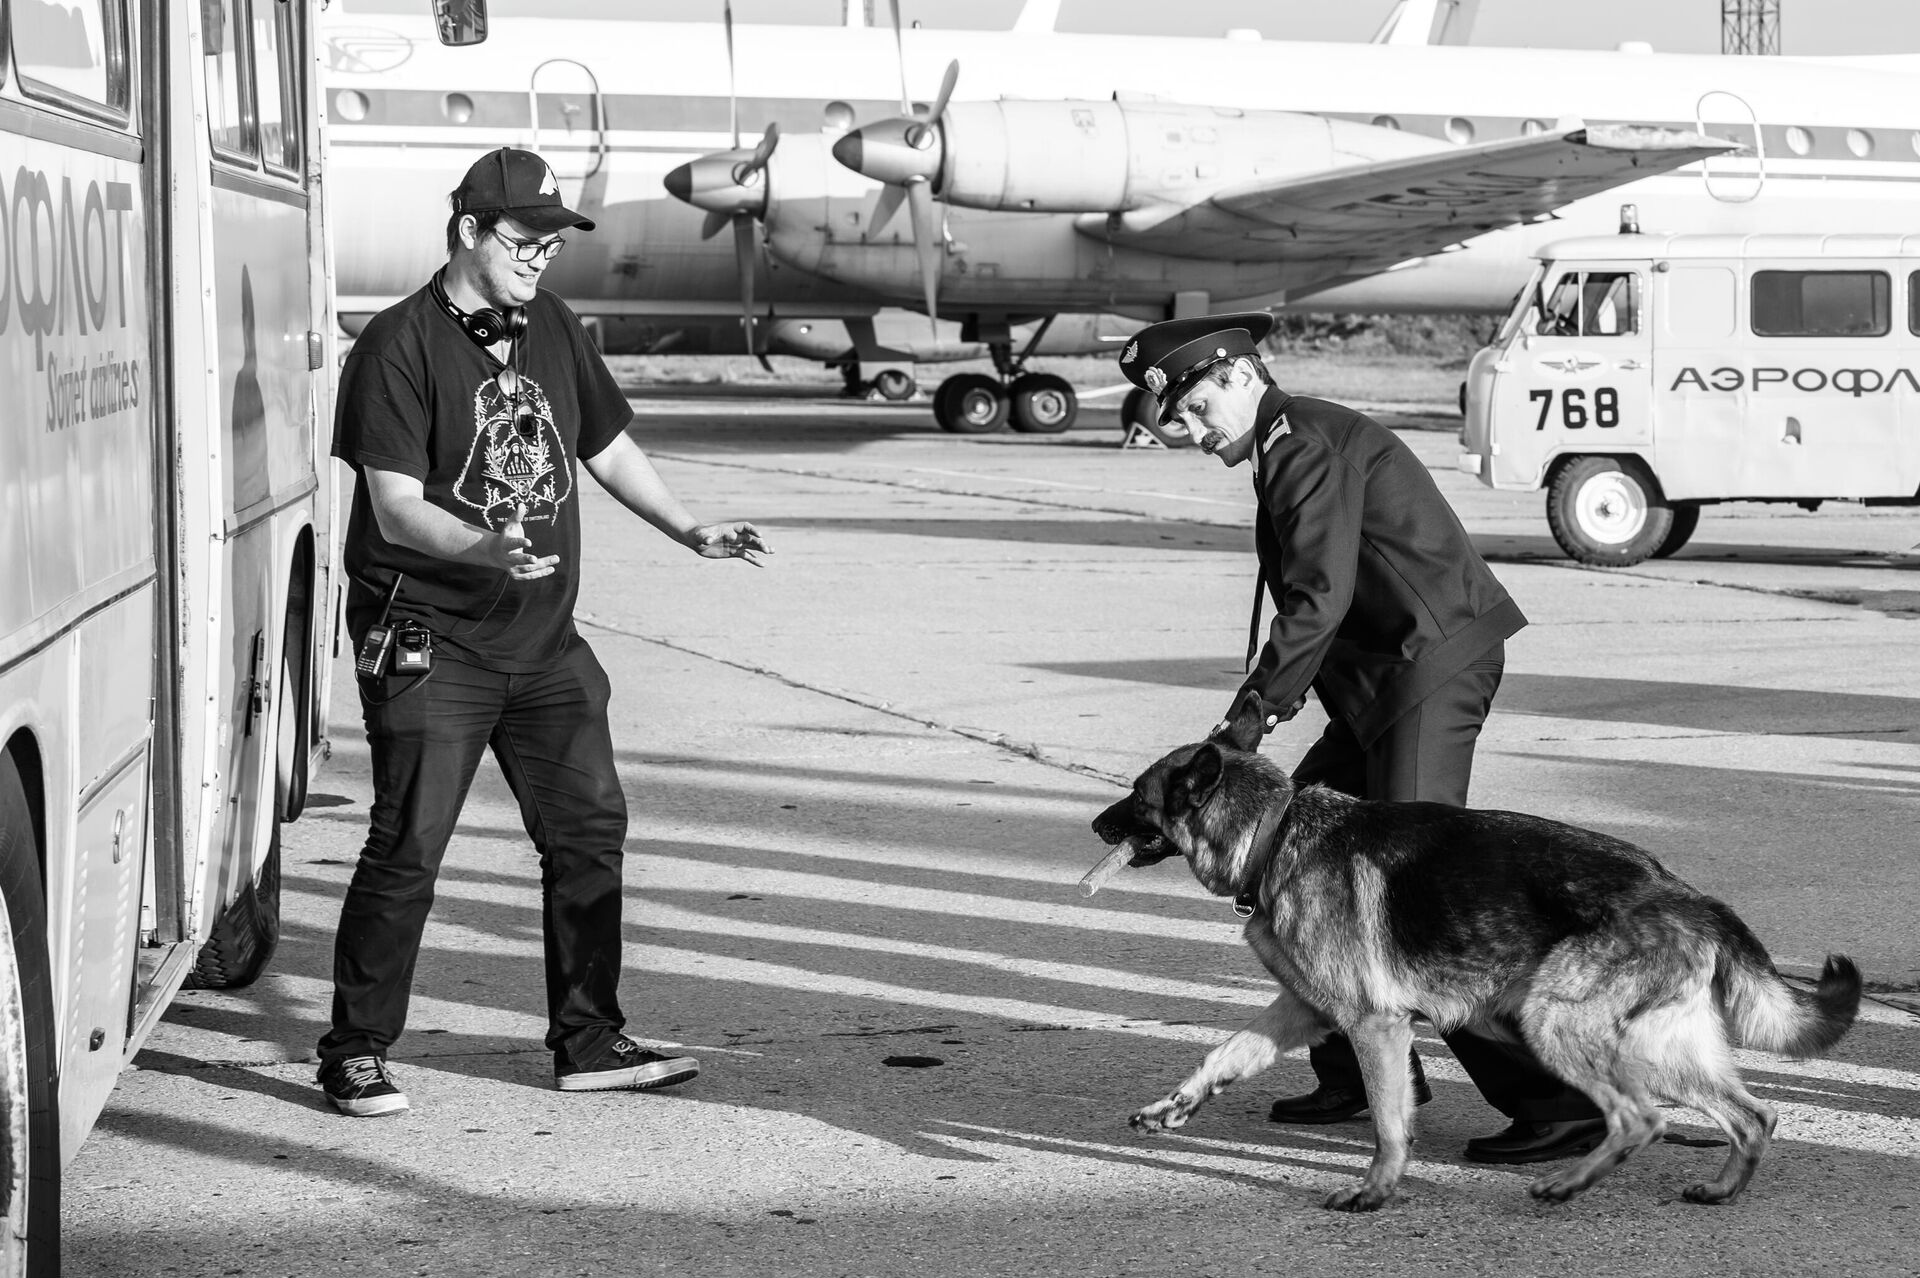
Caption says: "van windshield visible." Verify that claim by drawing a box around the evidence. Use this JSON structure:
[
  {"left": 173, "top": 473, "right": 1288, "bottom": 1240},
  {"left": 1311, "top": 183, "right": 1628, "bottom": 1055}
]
[{"left": 1497, "top": 264, "right": 1547, "bottom": 346}]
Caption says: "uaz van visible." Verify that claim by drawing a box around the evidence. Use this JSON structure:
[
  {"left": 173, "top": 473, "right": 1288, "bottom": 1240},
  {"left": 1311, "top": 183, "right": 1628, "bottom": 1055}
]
[{"left": 1459, "top": 231, "right": 1920, "bottom": 565}]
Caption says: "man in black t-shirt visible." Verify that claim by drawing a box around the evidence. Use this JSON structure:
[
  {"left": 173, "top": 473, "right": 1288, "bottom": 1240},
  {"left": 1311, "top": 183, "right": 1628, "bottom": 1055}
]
[{"left": 318, "top": 147, "right": 770, "bottom": 1118}]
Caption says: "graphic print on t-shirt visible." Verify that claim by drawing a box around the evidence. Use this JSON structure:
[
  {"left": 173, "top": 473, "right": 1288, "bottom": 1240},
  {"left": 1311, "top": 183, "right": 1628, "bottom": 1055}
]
[{"left": 453, "top": 372, "right": 572, "bottom": 529}]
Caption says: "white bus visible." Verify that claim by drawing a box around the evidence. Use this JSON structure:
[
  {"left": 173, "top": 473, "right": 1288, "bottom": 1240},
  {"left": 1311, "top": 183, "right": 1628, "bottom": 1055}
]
[
  {"left": 1460, "top": 228, "right": 1920, "bottom": 566},
  {"left": 0, "top": 1, "right": 471, "bottom": 1270}
]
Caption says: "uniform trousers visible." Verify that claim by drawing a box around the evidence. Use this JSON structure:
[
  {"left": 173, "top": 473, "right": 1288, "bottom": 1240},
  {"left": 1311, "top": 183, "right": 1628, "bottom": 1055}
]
[
  {"left": 317, "top": 635, "right": 630, "bottom": 1070},
  {"left": 1292, "top": 646, "right": 1601, "bottom": 1123}
]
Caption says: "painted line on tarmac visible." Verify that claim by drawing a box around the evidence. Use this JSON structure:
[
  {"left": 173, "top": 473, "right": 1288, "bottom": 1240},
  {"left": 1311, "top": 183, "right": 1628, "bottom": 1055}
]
[
  {"left": 577, "top": 612, "right": 1130, "bottom": 787},
  {"left": 650, "top": 450, "right": 1251, "bottom": 526}
]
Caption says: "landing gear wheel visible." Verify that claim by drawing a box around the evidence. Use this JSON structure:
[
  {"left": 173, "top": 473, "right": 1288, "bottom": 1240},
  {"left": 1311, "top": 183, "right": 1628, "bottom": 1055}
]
[
  {"left": 935, "top": 373, "right": 1010, "bottom": 434},
  {"left": 1122, "top": 386, "right": 1192, "bottom": 449},
  {"left": 0, "top": 756, "right": 60, "bottom": 1277},
  {"left": 1653, "top": 504, "right": 1701, "bottom": 559},
  {"left": 1546, "top": 455, "right": 1676, "bottom": 567},
  {"left": 1008, "top": 373, "right": 1077, "bottom": 434},
  {"left": 872, "top": 369, "right": 916, "bottom": 402}
]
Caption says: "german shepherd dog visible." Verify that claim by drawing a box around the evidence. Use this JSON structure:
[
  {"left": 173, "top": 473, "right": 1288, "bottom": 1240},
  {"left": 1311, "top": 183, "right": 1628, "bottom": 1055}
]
[{"left": 1086, "top": 714, "right": 1862, "bottom": 1212}]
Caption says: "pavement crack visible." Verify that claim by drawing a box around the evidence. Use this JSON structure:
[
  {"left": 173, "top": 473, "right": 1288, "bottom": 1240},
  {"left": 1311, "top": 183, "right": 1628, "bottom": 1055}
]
[{"left": 576, "top": 614, "right": 1129, "bottom": 786}]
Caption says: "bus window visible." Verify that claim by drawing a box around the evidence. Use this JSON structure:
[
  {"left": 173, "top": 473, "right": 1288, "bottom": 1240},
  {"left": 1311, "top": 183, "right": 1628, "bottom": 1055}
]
[
  {"left": 1909, "top": 272, "right": 1920, "bottom": 336},
  {"left": 12, "top": 0, "right": 127, "bottom": 118},
  {"left": 204, "top": 0, "right": 255, "bottom": 161},
  {"left": 254, "top": 0, "right": 301, "bottom": 173},
  {"left": 1536, "top": 271, "right": 1638, "bottom": 337},
  {"left": 1751, "top": 270, "right": 1890, "bottom": 337}
]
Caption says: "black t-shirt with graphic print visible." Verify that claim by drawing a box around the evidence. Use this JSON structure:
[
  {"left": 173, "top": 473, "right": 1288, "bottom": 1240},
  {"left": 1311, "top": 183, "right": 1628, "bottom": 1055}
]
[{"left": 333, "top": 282, "right": 632, "bottom": 673}]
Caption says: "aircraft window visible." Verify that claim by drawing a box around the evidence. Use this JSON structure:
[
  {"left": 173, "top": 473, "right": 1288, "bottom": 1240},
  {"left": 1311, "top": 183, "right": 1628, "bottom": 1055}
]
[
  {"left": 1371, "top": 115, "right": 1399, "bottom": 130},
  {"left": 254, "top": 0, "right": 302, "bottom": 173},
  {"left": 1751, "top": 270, "right": 1890, "bottom": 337},
  {"left": 12, "top": 0, "right": 128, "bottom": 119},
  {"left": 823, "top": 101, "right": 856, "bottom": 133},
  {"left": 1847, "top": 129, "right": 1874, "bottom": 158},
  {"left": 1520, "top": 118, "right": 1548, "bottom": 137},
  {"left": 1912, "top": 131, "right": 1920, "bottom": 158},
  {"left": 204, "top": 0, "right": 255, "bottom": 162},
  {"left": 335, "top": 89, "right": 369, "bottom": 122},
  {"left": 1537, "top": 271, "right": 1637, "bottom": 337},
  {"left": 1446, "top": 116, "right": 1475, "bottom": 145},
  {"left": 1783, "top": 125, "right": 1812, "bottom": 156},
  {"left": 443, "top": 92, "right": 475, "bottom": 124}
]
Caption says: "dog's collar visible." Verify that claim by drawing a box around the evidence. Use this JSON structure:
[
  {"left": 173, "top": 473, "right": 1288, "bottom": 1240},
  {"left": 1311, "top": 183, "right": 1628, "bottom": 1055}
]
[{"left": 1231, "top": 795, "right": 1293, "bottom": 918}]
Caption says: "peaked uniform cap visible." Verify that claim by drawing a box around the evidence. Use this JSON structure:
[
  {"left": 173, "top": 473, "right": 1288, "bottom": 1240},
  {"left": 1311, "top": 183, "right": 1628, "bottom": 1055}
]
[
  {"left": 452, "top": 147, "right": 595, "bottom": 233},
  {"left": 1118, "top": 312, "right": 1276, "bottom": 424}
]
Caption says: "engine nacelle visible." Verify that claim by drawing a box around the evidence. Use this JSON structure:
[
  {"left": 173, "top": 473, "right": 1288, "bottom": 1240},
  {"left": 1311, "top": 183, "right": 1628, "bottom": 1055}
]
[{"left": 935, "top": 100, "right": 1440, "bottom": 214}]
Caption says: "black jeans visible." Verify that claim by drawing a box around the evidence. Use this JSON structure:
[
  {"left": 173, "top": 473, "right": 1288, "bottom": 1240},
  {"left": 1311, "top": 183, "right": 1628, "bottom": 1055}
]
[
  {"left": 317, "top": 635, "right": 629, "bottom": 1070},
  {"left": 1294, "top": 647, "right": 1600, "bottom": 1124}
]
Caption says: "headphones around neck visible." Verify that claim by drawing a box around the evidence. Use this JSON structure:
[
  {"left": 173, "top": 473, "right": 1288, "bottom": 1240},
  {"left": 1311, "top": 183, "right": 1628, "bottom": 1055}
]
[{"left": 430, "top": 270, "right": 526, "bottom": 348}]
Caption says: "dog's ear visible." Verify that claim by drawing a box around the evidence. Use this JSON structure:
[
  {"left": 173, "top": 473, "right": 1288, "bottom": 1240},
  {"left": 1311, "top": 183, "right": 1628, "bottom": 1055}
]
[
  {"left": 1171, "top": 742, "right": 1226, "bottom": 813},
  {"left": 1208, "top": 689, "right": 1268, "bottom": 754}
]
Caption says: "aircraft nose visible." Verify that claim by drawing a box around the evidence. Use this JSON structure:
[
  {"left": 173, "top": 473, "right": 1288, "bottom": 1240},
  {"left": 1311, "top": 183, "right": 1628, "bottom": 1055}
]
[
  {"left": 830, "top": 131, "right": 862, "bottom": 172},
  {"left": 663, "top": 162, "right": 693, "bottom": 203}
]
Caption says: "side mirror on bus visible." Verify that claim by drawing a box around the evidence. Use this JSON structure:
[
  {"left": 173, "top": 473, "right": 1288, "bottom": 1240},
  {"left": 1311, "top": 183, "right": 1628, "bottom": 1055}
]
[{"left": 431, "top": 0, "right": 489, "bottom": 46}]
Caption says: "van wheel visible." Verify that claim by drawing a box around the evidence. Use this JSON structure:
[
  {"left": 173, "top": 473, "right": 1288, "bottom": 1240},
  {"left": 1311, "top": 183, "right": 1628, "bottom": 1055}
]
[
  {"left": 0, "top": 757, "right": 60, "bottom": 1277},
  {"left": 1546, "top": 456, "right": 1676, "bottom": 567},
  {"left": 1653, "top": 504, "right": 1701, "bottom": 559}
]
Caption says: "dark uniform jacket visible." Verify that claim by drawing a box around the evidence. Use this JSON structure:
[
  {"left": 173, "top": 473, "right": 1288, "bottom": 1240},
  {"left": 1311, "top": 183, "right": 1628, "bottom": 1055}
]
[{"left": 1234, "top": 385, "right": 1525, "bottom": 747}]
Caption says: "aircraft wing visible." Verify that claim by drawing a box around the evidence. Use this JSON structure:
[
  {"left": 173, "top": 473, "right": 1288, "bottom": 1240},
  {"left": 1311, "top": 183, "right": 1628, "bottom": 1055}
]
[{"left": 1088, "top": 124, "right": 1736, "bottom": 267}]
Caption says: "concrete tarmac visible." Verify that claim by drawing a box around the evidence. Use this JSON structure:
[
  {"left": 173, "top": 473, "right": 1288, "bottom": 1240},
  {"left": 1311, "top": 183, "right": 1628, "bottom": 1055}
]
[{"left": 70, "top": 391, "right": 1920, "bottom": 1276}]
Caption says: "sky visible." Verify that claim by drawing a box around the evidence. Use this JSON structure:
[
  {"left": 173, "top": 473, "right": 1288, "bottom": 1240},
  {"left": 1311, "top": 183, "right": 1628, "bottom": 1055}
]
[{"left": 376, "top": 0, "right": 1920, "bottom": 55}]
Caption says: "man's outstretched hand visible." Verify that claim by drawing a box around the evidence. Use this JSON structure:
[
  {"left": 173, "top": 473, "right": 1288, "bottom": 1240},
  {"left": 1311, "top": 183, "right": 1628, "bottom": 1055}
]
[{"left": 691, "top": 522, "right": 772, "bottom": 566}]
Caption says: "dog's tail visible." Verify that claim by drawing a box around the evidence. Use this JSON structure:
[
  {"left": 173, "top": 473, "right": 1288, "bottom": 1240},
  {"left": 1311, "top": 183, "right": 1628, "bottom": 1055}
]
[{"left": 1711, "top": 901, "right": 1861, "bottom": 1058}]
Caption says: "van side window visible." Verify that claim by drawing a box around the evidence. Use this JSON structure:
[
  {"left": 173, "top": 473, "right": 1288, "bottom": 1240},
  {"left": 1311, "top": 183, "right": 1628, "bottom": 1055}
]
[
  {"left": 1751, "top": 270, "right": 1890, "bottom": 337},
  {"left": 1536, "top": 271, "right": 1638, "bottom": 337},
  {"left": 205, "top": 0, "right": 254, "bottom": 161},
  {"left": 12, "top": 0, "right": 128, "bottom": 119}
]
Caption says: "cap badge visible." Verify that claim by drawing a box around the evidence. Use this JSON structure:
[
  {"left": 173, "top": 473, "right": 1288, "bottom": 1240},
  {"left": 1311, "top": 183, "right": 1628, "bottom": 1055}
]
[
  {"left": 1120, "top": 341, "right": 1138, "bottom": 365},
  {"left": 1143, "top": 366, "right": 1167, "bottom": 395},
  {"left": 538, "top": 166, "right": 559, "bottom": 196}
]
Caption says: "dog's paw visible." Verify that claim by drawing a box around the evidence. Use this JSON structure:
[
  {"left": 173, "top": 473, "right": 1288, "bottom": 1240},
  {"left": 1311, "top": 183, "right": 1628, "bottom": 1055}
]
[
  {"left": 1322, "top": 1182, "right": 1393, "bottom": 1213},
  {"left": 1129, "top": 1096, "right": 1193, "bottom": 1133},
  {"left": 1527, "top": 1173, "right": 1580, "bottom": 1204}
]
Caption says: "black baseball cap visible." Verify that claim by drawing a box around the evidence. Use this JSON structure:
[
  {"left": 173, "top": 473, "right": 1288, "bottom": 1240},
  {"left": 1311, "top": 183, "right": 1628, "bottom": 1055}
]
[
  {"left": 451, "top": 147, "right": 595, "bottom": 233},
  {"left": 1118, "top": 312, "right": 1276, "bottom": 424}
]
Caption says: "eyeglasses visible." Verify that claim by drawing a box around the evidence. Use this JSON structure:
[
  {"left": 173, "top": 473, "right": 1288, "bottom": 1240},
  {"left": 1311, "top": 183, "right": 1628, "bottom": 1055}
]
[{"left": 489, "top": 227, "right": 566, "bottom": 263}]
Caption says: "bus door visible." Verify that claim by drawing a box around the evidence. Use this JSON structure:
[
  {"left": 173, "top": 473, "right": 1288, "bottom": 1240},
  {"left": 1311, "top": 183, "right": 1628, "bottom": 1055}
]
[
  {"left": 528, "top": 59, "right": 606, "bottom": 217},
  {"left": 1486, "top": 262, "right": 1653, "bottom": 488}
]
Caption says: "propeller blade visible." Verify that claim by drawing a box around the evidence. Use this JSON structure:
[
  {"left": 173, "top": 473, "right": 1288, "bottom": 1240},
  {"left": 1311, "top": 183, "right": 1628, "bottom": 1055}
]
[
  {"left": 700, "top": 208, "right": 730, "bottom": 240},
  {"left": 748, "top": 120, "right": 780, "bottom": 173},
  {"left": 926, "top": 59, "right": 958, "bottom": 125},
  {"left": 723, "top": 0, "right": 739, "bottom": 148},
  {"left": 868, "top": 181, "right": 906, "bottom": 237},
  {"left": 732, "top": 212, "right": 758, "bottom": 353},
  {"left": 905, "top": 179, "right": 939, "bottom": 331},
  {"left": 888, "top": 0, "right": 910, "bottom": 114}
]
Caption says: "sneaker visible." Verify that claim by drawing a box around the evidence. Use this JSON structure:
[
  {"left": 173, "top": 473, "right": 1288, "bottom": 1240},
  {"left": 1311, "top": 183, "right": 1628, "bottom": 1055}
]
[
  {"left": 556, "top": 1036, "right": 700, "bottom": 1093},
  {"left": 318, "top": 1055, "right": 409, "bottom": 1117}
]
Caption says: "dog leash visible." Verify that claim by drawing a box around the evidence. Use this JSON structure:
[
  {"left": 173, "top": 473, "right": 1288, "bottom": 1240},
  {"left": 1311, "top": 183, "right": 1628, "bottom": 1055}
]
[{"left": 1232, "top": 795, "right": 1294, "bottom": 918}]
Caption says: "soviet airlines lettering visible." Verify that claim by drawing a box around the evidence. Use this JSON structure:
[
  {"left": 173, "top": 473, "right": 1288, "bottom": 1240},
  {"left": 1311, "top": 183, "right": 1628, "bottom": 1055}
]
[{"left": 1669, "top": 366, "right": 1920, "bottom": 396}]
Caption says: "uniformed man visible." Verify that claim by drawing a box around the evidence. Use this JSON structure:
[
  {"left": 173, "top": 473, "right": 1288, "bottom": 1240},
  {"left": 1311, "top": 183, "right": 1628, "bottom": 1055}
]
[{"left": 1117, "top": 313, "right": 1607, "bottom": 1165}]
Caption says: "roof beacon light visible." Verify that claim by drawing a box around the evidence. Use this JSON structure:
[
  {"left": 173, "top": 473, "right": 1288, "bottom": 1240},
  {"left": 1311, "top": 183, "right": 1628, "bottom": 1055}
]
[{"left": 1619, "top": 203, "right": 1640, "bottom": 235}]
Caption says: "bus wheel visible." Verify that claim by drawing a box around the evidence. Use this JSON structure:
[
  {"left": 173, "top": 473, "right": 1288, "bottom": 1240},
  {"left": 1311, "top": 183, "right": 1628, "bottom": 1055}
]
[
  {"left": 1121, "top": 387, "right": 1192, "bottom": 448},
  {"left": 0, "top": 756, "right": 60, "bottom": 1278},
  {"left": 1547, "top": 456, "right": 1676, "bottom": 568},
  {"left": 1654, "top": 504, "right": 1701, "bottom": 559},
  {"left": 1008, "top": 373, "right": 1078, "bottom": 433}
]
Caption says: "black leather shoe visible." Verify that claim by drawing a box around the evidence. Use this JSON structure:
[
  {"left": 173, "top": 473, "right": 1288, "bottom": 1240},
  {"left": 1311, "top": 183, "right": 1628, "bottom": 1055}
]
[
  {"left": 1462, "top": 1118, "right": 1608, "bottom": 1165},
  {"left": 1267, "top": 1077, "right": 1434, "bottom": 1125}
]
